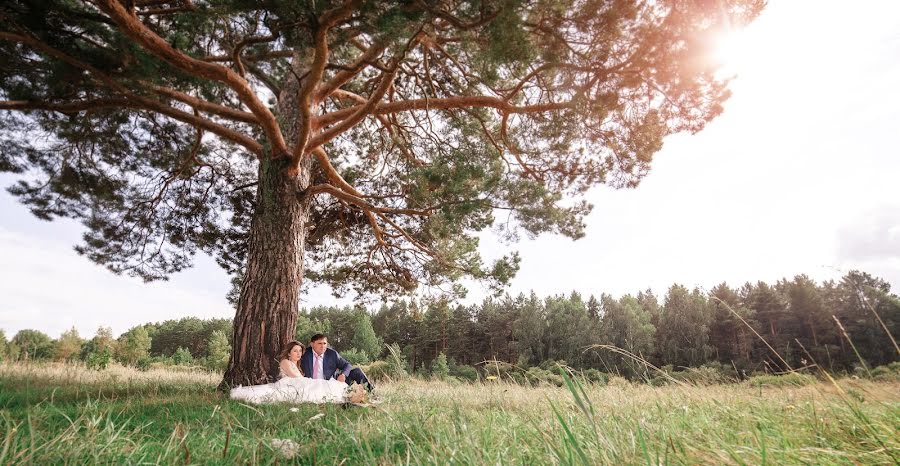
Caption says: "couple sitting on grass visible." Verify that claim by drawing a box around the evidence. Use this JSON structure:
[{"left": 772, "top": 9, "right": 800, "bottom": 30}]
[{"left": 230, "top": 334, "right": 374, "bottom": 405}]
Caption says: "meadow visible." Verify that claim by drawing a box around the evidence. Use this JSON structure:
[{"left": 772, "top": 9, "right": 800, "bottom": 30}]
[{"left": 0, "top": 363, "right": 898, "bottom": 465}]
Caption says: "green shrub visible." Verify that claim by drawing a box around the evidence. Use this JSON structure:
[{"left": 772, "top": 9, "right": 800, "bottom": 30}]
[
  {"left": 384, "top": 343, "right": 409, "bottom": 378},
  {"left": 84, "top": 350, "right": 111, "bottom": 371},
  {"left": 648, "top": 365, "right": 678, "bottom": 386},
  {"left": 745, "top": 372, "right": 816, "bottom": 388},
  {"left": 870, "top": 362, "right": 900, "bottom": 382},
  {"left": 580, "top": 368, "right": 610, "bottom": 385},
  {"left": 136, "top": 357, "right": 152, "bottom": 372},
  {"left": 539, "top": 359, "right": 569, "bottom": 371},
  {"left": 524, "top": 367, "right": 563, "bottom": 387},
  {"left": 363, "top": 356, "right": 409, "bottom": 382},
  {"left": 607, "top": 376, "right": 632, "bottom": 388},
  {"left": 482, "top": 361, "right": 528, "bottom": 383},
  {"left": 648, "top": 364, "right": 735, "bottom": 386},
  {"left": 508, "top": 371, "right": 528, "bottom": 384},
  {"left": 362, "top": 360, "right": 392, "bottom": 382},
  {"left": 340, "top": 348, "right": 370, "bottom": 365},
  {"left": 204, "top": 330, "right": 230, "bottom": 372},
  {"left": 449, "top": 363, "right": 478, "bottom": 382},
  {"left": 671, "top": 365, "right": 734, "bottom": 386},
  {"left": 172, "top": 347, "right": 194, "bottom": 366},
  {"left": 432, "top": 352, "right": 450, "bottom": 380}
]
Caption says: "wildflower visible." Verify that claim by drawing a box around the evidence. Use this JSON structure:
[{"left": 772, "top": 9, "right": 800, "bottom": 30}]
[
  {"left": 289, "top": 407, "right": 299, "bottom": 413},
  {"left": 271, "top": 439, "right": 300, "bottom": 459},
  {"left": 346, "top": 383, "right": 369, "bottom": 404},
  {"left": 486, "top": 376, "right": 498, "bottom": 382},
  {"left": 308, "top": 413, "right": 325, "bottom": 422}
]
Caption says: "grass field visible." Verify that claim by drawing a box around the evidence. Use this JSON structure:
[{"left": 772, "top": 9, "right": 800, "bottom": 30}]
[{"left": 0, "top": 362, "right": 898, "bottom": 465}]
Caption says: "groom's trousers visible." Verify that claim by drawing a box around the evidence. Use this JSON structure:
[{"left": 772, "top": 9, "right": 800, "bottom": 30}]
[{"left": 345, "top": 368, "right": 374, "bottom": 392}]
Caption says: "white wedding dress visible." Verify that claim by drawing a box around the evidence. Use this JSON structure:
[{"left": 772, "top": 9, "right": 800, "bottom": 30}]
[{"left": 230, "top": 370, "right": 348, "bottom": 405}]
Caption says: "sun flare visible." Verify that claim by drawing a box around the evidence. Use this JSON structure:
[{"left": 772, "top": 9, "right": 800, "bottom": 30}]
[{"left": 710, "top": 28, "right": 752, "bottom": 75}]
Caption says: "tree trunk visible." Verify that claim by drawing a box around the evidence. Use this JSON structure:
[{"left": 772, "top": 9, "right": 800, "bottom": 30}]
[
  {"left": 220, "top": 51, "right": 315, "bottom": 388},
  {"left": 221, "top": 155, "right": 311, "bottom": 387}
]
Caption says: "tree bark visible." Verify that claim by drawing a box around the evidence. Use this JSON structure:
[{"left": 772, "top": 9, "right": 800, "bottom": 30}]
[
  {"left": 220, "top": 50, "right": 315, "bottom": 389},
  {"left": 221, "top": 155, "right": 311, "bottom": 387}
]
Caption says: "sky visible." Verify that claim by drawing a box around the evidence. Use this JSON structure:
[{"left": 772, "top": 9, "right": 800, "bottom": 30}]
[{"left": 1, "top": 0, "right": 899, "bottom": 338}]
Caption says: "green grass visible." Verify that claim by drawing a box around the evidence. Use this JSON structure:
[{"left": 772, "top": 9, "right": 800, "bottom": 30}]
[{"left": 1, "top": 362, "right": 898, "bottom": 464}]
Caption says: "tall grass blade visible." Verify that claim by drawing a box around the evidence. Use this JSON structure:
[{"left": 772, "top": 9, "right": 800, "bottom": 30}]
[
  {"left": 585, "top": 345, "right": 687, "bottom": 387},
  {"left": 549, "top": 401, "right": 591, "bottom": 466},
  {"left": 711, "top": 296, "right": 793, "bottom": 372},
  {"left": 850, "top": 281, "right": 900, "bottom": 357},
  {"left": 831, "top": 316, "right": 871, "bottom": 377},
  {"left": 0, "top": 415, "right": 17, "bottom": 465},
  {"left": 635, "top": 423, "right": 654, "bottom": 466},
  {"left": 558, "top": 367, "right": 596, "bottom": 430},
  {"left": 794, "top": 338, "right": 898, "bottom": 464}
]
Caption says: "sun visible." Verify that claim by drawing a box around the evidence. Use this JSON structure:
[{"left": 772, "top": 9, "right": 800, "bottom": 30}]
[
  {"left": 705, "top": 10, "right": 778, "bottom": 79},
  {"left": 709, "top": 28, "right": 752, "bottom": 75}
]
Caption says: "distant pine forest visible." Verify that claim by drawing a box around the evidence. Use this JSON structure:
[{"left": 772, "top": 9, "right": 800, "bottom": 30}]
[{"left": 2, "top": 270, "right": 898, "bottom": 384}]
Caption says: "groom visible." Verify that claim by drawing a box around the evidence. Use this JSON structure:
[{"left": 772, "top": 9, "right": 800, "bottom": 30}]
[{"left": 300, "top": 333, "right": 374, "bottom": 391}]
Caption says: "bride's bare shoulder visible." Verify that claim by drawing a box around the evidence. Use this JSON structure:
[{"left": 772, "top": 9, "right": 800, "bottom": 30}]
[{"left": 279, "top": 359, "right": 303, "bottom": 377}]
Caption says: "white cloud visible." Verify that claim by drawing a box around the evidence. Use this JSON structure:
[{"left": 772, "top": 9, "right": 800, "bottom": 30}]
[
  {"left": 838, "top": 206, "right": 900, "bottom": 262},
  {"left": 834, "top": 205, "right": 900, "bottom": 290}
]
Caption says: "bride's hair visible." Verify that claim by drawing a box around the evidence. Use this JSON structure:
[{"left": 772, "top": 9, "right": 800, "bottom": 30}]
[{"left": 279, "top": 341, "right": 304, "bottom": 372}]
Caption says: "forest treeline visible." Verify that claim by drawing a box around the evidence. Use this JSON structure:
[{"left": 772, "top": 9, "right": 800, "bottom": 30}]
[{"left": 2, "top": 270, "right": 897, "bottom": 381}]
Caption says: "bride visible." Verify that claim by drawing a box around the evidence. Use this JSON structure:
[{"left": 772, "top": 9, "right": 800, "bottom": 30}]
[{"left": 230, "top": 341, "right": 349, "bottom": 404}]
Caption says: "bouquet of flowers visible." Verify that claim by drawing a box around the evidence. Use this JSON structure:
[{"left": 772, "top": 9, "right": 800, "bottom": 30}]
[{"left": 345, "top": 383, "right": 370, "bottom": 405}]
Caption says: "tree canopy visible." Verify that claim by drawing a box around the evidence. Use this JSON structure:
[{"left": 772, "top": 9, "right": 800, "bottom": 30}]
[{"left": 1, "top": 0, "right": 762, "bottom": 295}]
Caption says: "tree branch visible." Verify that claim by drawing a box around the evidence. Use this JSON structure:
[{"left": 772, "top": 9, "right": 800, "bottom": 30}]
[
  {"left": 202, "top": 50, "right": 293, "bottom": 62},
  {"left": 291, "top": 31, "right": 330, "bottom": 165},
  {"left": 304, "top": 28, "right": 424, "bottom": 158},
  {"left": 134, "top": 0, "right": 175, "bottom": 6},
  {"left": 314, "top": 95, "right": 574, "bottom": 137},
  {"left": 244, "top": 62, "right": 282, "bottom": 96},
  {"left": 306, "top": 184, "right": 430, "bottom": 217},
  {"left": 149, "top": 85, "right": 259, "bottom": 124},
  {"left": 1, "top": 98, "right": 263, "bottom": 155},
  {"left": 315, "top": 38, "right": 388, "bottom": 100},
  {"left": 231, "top": 32, "right": 279, "bottom": 77},
  {"left": 500, "top": 112, "right": 541, "bottom": 180},
  {"left": 331, "top": 89, "right": 424, "bottom": 166},
  {"left": 136, "top": 1, "right": 197, "bottom": 17},
  {"left": 0, "top": 32, "right": 263, "bottom": 155},
  {"left": 415, "top": 1, "right": 500, "bottom": 30},
  {"left": 306, "top": 182, "right": 430, "bottom": 249},
  {"left": 94, "top": 0, "right": 288, "bottom": 156},
  {"left": 289, "top": 0, "right": 360, "bottom": 166},
  {"left": 311, "top": 147, "right": 363, "bottom": 196},
  {"left": 1, "top": 99, "right": 131, "bottom": 112},
  {"left": 503, "top": 62, "right": 597, "bottom": 100}
]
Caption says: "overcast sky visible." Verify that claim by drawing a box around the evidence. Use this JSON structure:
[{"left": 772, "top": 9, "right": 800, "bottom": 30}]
[{"left": 2, "top": 0, "right": 899, "bottom": 338}]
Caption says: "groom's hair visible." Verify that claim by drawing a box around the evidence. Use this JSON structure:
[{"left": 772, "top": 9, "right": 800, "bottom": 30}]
[{"left": 310, "top": 333, "right": 327, "bottom": 343}]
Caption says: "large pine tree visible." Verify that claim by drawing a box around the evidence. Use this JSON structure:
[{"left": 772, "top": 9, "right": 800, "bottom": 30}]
[{"left": 0, "top": 0, "right": 762, "bottom": 385}]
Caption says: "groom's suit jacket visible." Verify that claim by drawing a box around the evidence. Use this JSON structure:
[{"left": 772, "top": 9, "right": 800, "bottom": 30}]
[{"left": 300, "top": 347, "right": 353, "bottom": 380}]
